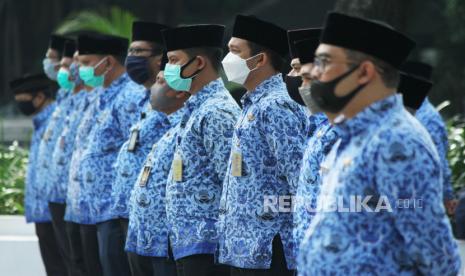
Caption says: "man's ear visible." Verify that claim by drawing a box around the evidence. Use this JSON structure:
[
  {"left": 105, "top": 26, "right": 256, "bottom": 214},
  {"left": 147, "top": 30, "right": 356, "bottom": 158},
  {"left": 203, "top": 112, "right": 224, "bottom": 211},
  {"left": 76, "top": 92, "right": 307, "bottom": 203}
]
[
  {"left": 358, "top": 60, "right": 376, "bottom": 85},
  {"left": 33, "top": 92, "right": 46, "bottom": 108},
  {"left": 196, "top": 55, "right": 207, "bottom": 71},
  {"left": 256, "top": 52, "right": 267, "bottom": 68}
]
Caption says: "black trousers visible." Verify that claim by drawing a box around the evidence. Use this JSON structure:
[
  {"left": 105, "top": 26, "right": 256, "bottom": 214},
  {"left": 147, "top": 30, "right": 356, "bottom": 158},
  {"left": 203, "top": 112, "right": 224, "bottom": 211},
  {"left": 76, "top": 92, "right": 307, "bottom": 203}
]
[
  {"left": 175, "top": 254, "right": 229, "bottom": 276},
  {"left": 35, "top": 222, "right": 68, "bottom": 276},
  {"left": 80, "top": 224, "right": 103, "bottom": 276},
  {"left": 64, "top": 221, "right": 88, "bottom": 276},
  {"left": 49, "top": 202, "right": 75, "bottom": 275},
  {"left": 96, "top": 219, "right": 131, "bottom": 276},
  {"left": 229, "top": 236, "right": 295, "bottom": 276},
  {"left": 119, "top": 218, "right": 156, "bottom": 276},
  {"left": 151, "top": 237, "right": 177, "bottom": 276}
]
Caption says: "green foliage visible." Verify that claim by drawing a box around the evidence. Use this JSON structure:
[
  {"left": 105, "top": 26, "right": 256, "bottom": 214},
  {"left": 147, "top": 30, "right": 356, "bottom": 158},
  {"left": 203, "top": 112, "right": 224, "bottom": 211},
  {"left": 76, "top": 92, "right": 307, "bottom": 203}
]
[
  {"left": 447, "top": 115, "right": 465, "bottom": 192},
  {"left": 0, "top": 141, "right": 28, "bottom": 215},
  {"left": 54, "top": 6, "right": 136, "bottom": 39}
]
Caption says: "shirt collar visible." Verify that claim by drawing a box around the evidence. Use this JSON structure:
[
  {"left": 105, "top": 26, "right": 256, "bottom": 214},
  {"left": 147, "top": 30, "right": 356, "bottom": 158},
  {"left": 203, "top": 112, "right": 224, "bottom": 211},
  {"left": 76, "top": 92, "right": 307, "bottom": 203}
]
[
  {"left": 241, "top": 73, "right": 285, "bottom": 106},
  {"left": 32, "top": 102, "right": 55, "bottom": 129},
  {"left": 335, "top": 94, "right": 401, "bottom": 139},
  {"left": 167, "top": 106, "right": 186, "bottom": 126},
  {"left": 184, "top": 78, "right": 225, "bottom": 113},
  {"left": 99, "top": 73, "right": 130, "bottom": 105}
]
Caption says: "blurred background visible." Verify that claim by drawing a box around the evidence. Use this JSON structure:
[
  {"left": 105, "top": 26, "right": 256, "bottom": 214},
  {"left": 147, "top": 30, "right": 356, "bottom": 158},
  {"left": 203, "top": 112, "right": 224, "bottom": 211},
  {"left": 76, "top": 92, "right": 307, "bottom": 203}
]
[{"left": 0, "top": 0, "right": 464, "bottom": 216}]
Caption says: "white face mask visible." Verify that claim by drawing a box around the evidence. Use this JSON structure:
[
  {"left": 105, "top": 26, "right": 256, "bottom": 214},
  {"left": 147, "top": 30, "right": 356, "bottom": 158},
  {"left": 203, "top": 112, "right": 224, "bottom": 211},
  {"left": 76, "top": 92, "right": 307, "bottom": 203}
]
[{"left": 221, "top": 52, "right": 261, "bottom": 85}]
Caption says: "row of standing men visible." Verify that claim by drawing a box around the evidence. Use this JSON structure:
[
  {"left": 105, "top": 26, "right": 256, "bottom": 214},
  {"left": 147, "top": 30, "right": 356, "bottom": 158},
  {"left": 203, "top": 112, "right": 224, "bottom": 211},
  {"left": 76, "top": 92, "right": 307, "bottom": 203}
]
[{"left": 11, "top": 12, "right": 460, "bottom": 276}]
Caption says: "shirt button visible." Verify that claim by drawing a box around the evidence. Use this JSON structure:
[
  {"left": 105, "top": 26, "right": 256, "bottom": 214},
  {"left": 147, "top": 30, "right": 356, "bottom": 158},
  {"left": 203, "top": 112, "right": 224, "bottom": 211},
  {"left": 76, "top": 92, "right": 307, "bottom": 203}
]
[
  {"left": 343, "top": 158, "right": 352, "bottom": 168},
  {"left": 247, "top": 113, "right": 255, "bottom": 121}
]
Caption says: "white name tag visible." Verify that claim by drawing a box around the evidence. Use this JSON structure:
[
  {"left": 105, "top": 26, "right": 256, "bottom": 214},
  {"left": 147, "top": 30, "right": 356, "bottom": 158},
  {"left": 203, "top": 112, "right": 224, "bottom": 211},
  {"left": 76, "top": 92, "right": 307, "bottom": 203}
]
[
  {"left": 127, "top": 129, "right": 139, "bottom": 152},
  {"left": 231, "top": 151, "right": 242, "bottom": 177},
  {"left": 139, "top": 165, "right": 152, "bottom": 187},
  {"left": 172, "top": 153, "right": 183, "bottom": 182}
]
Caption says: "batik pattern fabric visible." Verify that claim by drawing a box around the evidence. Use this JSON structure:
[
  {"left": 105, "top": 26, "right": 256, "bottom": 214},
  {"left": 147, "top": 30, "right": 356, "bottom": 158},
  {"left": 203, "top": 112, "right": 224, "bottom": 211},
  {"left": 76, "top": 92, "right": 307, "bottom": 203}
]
[
  {"left": 416, "top": 98, "right": 454, "bottom": 200},
  {"left": 125, "top": 108, "right": 185, "bottom": 257},
  {"left": 78, "top": 74, "right": 147, "bottom": 224},
  {"left": 24, "top": 103, "right": 56, "bottom": 223},
  {"left": 293, "top": 114, "right": 340, "bottom": 264},
  {"left": 165, "top": 79, "right": 241, "bottom": 260},
  {"left": 218, "top": 74, "right": 310, "bottom": 269},
  {"left": 298, "top": 95, "right": 461, "bottom": 275}
]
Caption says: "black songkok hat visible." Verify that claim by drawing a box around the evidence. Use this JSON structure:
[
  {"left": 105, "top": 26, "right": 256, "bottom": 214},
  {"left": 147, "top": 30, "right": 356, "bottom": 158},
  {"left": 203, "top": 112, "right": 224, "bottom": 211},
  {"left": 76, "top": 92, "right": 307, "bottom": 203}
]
[
  {"left": 132, "top": 21, "right": 169, "bottom": 44},
  {"left": 399, "top": 60, "right": 434, "bottom": 110},
  {"left": 401, "top": 61, "right": 433, "bottom": 81},
  {"left": 287, "top": 28, "right": 321, "bottom": 59},
  {"left": 160, "top": 51, "right": 168, "bottom": 70},
  {"left": 232, "top": 15, "right": 288, "bottom": 57},
  {"left": 162, "top": 24, "right": 225, "bottom": 51},
  {"left": 49, "top": 34, "right": 68, "bottom": 54},
  {"left": 320, "top": 12, "right": 416, "bottom": 68},
  {"left": 294, "top": 37, "right": 320, "bottom": 64},
  {"left": 77, "top": 33, "right": 129, "bottom": 56},
  {"left": 63, "top": 39, "right": 76, "bottom": 58},
  {"left": 10, "top": 73, "right": 54, "bottom": 95}
]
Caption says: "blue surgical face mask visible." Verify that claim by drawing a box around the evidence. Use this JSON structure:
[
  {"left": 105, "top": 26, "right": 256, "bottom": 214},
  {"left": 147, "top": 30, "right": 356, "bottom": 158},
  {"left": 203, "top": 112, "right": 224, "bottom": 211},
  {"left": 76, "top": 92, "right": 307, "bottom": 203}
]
[
  {"left": 164, "top": 57, "right": 202, "bottom": 92},
  {"left": 125, "top": 56, "right": 151, "bottom": 85},
  {"left": 43, "top": 58, "right": 59, "bottom": 81}
]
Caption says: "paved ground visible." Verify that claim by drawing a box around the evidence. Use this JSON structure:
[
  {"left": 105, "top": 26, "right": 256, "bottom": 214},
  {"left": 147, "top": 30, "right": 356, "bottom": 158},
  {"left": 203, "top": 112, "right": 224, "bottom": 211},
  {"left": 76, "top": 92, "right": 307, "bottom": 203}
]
[{"left": 0, "top": 216, "right": 46, "bottom": 276}]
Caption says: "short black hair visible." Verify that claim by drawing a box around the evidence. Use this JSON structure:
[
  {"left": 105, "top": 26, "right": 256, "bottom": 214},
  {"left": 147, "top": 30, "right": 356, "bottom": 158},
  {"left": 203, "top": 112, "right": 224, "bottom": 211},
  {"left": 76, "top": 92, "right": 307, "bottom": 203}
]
[
  {"left": 183, "top": 47, "right": 224, "bottom": 72},
  {"left": 247, "top": 41, "right": 285, "bottom": 72},
  {"left": 344, "top": 49, "right": 400, "bottom": 88}
]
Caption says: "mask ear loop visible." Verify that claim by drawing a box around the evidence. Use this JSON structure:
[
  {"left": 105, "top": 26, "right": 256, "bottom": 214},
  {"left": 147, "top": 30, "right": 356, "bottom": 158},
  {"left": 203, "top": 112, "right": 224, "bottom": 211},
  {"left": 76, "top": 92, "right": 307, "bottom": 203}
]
[
  {"left": 245, "top": 53, "right": 265, "bottom": 72},
  {"left": 94, "top": 56, "right": 112, "bottom": 76},
  {"left": 180, "top": 56, "right": 203, "bottom": 79}
]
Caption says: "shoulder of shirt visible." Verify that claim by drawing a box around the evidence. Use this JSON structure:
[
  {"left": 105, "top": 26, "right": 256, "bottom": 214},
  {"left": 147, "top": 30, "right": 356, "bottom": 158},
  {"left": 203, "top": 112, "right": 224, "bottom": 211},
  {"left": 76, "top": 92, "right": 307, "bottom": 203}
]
[
  {"left": 258, "top": 91, "right": 306, "bottom": 119},
  {"left": 364, "top": 110, "right": 437, "bottom": 159},
  {"left": 196, "top": 88, "right": 241, "bottom": 118}
]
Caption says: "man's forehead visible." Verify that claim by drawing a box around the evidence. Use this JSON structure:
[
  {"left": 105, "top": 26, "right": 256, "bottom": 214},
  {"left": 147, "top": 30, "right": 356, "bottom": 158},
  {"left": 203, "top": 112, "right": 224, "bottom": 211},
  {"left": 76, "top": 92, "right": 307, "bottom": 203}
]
[
  {"left": 167, "top": 50, "right": 187, "bottom": 58},
  {"left": 228, "top": 37, "right": 247, "bottom": 49},
  {"left": 46, "top": 49, "right": 60, "bottom": 58},
  {"left": 290, "top": 58, "right": 301, "bottom": 67},
  {"left": 130, "top": 41, "right": 152, "bottom": 48},
  {"left": 315, "top": 43, "right": 345, "bottom": 58}
]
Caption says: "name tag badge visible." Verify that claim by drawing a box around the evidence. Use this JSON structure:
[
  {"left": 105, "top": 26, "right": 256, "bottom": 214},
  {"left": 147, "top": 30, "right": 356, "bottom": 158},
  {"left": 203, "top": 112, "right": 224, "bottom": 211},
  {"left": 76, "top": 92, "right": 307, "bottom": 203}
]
[
  {"left": 127, "top": 129, "right": 139, "bottom": 152},
  {"left": 139, "top": 165, "right": 152, "bottom": 187},
  {"left": 231, "top": 151, "right": 242, "bottom": 177},
  {"left": 172, "top": 152, "right": 183, "bottom": 182}
]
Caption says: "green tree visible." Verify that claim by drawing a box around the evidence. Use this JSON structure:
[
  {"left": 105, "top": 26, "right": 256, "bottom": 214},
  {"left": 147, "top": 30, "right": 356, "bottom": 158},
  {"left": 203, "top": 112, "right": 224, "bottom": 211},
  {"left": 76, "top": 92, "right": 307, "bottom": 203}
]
[{"left": 54, "top": 6, "right": 136, "bottom": 38}]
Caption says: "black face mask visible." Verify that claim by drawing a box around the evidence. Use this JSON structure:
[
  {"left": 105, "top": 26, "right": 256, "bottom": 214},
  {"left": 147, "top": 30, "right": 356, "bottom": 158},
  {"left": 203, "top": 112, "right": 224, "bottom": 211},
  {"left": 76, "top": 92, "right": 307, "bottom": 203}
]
[
  {"left": 125, "top": 56, "right": 151, "bottom": 85},
  {"left": 310, "top": 65, "right": 367, "bottom": 113},
  {"left": 285, "top": 75, "right": 305, "bottom": 106},
  {"left": 17, "top": 100, "right": 37, "bottom": 116}
]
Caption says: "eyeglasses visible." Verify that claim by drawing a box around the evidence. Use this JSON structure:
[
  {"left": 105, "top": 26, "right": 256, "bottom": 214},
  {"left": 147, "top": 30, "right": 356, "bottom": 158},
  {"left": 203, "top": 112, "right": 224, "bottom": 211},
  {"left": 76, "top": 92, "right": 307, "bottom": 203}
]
[
  {"left": 313, "top": 56, "right": 355, "bottom": 73},
  {"left": 127, "top": 48, "right": 161, "bottom": 56}
]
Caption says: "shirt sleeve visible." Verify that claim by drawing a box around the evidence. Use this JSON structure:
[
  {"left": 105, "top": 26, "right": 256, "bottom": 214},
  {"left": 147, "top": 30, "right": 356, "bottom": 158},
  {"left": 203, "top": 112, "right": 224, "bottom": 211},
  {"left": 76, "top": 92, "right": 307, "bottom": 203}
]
[
  {"left": 372, "top": 133, "right": 460, "bottom": 275},
  {"left": 114, "top": 88, "right": 147, "bottom": 138},
  {"left": 262, "top": 99, "right": 309, "bottom": 194},
  {"left": 201, "top": 106, "right": 239, "bottom": 181},
  {"left": 428, "top": 118, "right": 454, "bottom": 200}
]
